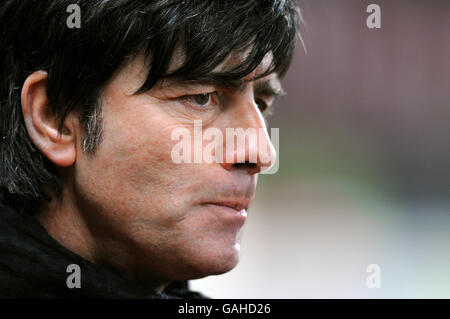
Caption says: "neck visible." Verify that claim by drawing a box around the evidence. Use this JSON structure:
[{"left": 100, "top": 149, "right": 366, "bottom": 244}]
[
  {"left": 35, "top": 190, "right": 169, "bottom": 293},
  {"left": 36, "top": 193, "right": 97, "bottom": 262}
]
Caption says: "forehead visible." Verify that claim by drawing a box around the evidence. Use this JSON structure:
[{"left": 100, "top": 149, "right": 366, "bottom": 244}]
[
  {"left": 167, "top": 43, "right": 276, "bottom": 81},
  {"left": 214, "top": 48, "right": 275, "bottom": 80},
  {"left": 218, "top": 51, "right": 281, "bottom": 92}
]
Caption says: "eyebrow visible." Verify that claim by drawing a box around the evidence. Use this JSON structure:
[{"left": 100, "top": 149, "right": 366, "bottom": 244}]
[
  {"left": 182, "top": 76, "right": 246, "bottom": 90},
  {"left": 178, "top": 75, "right": 285, "bottom": 98},
  {"left": 254, "top": 79, "right": 285, "bottom": 98}
]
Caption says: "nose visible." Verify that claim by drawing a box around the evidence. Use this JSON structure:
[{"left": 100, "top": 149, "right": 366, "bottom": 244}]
[{"left": 220, "top": 91, "right": 276, "bottom": 175}]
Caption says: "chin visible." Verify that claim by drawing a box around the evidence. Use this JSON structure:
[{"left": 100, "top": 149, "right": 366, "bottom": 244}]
[{"left": 183, "top": 242, "right": 242, "bottom": 279}]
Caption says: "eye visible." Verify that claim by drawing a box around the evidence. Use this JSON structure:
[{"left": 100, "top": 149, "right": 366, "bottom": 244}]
[
  {"left": 255, "top": 98, "right": 269, "bottom": 112},
  {"left": 183, "top": 92, "right": 218, "bottom": 108},
  {"left": 193, "top": 93, "right": 211, "bottom": 105}
]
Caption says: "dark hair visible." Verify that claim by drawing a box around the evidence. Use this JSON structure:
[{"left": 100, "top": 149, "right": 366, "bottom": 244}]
[{"left": 0, "top": 0, "right": 301, "bottom": 212}]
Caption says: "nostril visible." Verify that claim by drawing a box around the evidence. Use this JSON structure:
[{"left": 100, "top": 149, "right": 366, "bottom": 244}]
[{"left": 233, "top": 161, "right": 257, "bottom": 169}]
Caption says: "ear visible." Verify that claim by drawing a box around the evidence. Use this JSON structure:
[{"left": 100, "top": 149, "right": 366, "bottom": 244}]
[{"left": 21, "top": 71, "right": 77, "bottom": 167}]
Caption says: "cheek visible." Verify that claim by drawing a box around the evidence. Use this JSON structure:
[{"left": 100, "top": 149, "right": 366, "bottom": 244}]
[
  {"left": 76, "top": 105, "right": 196, "bottom": 224},
  {"left": 105, "top": 107, "right": 173, "bottom": 176}
]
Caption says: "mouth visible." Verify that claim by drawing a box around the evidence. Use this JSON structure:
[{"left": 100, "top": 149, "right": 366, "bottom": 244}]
[
  {"left": 199, "top": 179, "right": 256, "bottom": 219},
  {"left": 201, "top": 200, "right": 250, "bottom": 218},
  {"left": 209, "top": 201, "right": 249, "bottom": 212}
]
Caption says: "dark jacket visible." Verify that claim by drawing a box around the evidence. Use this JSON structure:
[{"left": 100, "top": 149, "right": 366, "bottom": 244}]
[{"left": 0, "top": 202, "right": 205, "bottom": 299}]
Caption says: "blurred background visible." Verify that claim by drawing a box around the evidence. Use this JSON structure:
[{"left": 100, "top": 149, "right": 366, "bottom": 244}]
[{"left": 191, "top": 0, "right": 450, "bottom": 298}]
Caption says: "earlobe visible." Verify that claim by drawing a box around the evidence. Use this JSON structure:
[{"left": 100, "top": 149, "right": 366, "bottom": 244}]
[{"left": 21, "top": 71, "right": 77, "bottom": 167}]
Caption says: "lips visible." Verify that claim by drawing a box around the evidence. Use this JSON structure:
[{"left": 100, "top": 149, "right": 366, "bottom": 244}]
[
  {"left": 202, "top": 202, "right": 248, "bottom": 219},
  {"left": 198, "top": 178, "right": 256, "bottom": 217},
  {"left": 210, "top": 201, "right": 249, "bottom": 212}
]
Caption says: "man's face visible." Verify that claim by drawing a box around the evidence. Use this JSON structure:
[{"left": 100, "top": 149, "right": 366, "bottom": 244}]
[{"left": 71, "top": 52, "right": 279, "bottom": 286}]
